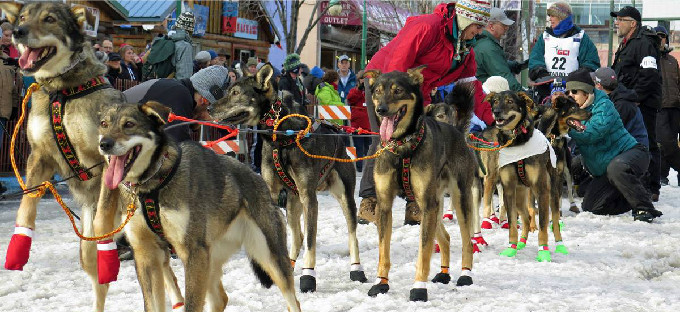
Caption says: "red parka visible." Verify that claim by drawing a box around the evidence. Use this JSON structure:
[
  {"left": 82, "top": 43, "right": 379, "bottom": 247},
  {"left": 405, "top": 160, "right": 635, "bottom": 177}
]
[
  {"left": 365, "top": 2, "right": 490, "bottom": 124},
  {"left": 347, "top": 87, "right": 370, "bottom": 130}
]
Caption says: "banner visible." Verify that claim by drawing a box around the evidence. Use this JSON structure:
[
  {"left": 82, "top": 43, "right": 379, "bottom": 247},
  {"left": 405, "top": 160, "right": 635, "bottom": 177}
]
[
  {"left": 193, "top": 4, "right": 208, "bottom": 37},
  {"left": 71, "top": 4, "right": 100, "bottom": 37},
  {"left": 234, "top": 18, "right": 258, "bottom": 40},
  {"left": 222, "top": 1, "right": 238, "bottom": 34}
]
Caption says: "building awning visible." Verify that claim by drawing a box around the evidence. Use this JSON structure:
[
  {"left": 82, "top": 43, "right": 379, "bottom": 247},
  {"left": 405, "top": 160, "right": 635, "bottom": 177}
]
[{"left": 111, "top": 0, "right": 175, "bottom": 23}]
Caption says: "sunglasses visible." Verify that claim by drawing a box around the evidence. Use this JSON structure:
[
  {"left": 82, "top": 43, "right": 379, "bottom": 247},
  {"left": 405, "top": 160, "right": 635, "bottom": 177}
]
[{"left": 565, "top": 90, "right": 581, "bottom": 96}]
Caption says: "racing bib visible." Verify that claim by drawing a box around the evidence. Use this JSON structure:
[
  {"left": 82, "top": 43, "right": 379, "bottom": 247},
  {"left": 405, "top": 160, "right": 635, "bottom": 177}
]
[{"left": 543, "top": 30, "right": 583, "bottom": 76}]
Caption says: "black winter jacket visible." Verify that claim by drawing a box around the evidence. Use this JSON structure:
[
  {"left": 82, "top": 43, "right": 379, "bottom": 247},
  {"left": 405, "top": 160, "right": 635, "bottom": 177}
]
[
  {"left": 612, "top": 26, "right": 662, "bottom": 109},
  {"left": 659, "top": 46, "right": 680, "bottom": 109},
  {"left": 608, "top": 84, "right": 649, "bottom": 147}
]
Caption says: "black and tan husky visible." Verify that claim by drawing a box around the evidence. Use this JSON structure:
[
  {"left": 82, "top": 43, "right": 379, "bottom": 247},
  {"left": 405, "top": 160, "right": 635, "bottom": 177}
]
[
  {"left": 364, "top": 66, "right": 480, "bottom": 302},
  {"left": 209, "top": 64, "right": 367, "bottom": 293},
  {"left": 0, "top": 2, "right": 182, "bottom": 311},
  {"left": 98, "top": 101, "right": 301, "bottom": 312}
]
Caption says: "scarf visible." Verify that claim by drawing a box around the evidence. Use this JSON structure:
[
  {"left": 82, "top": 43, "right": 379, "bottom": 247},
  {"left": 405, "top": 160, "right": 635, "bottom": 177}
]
[{"left": 553, "top": 15, "right": 574, "bottom": 37}]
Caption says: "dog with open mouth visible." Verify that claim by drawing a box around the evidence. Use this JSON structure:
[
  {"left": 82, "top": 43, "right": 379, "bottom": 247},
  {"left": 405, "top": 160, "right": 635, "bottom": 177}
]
[
  {"left": 0, "top": 2, "right": 184, "bottom": 311},
  {"left": 98, "top": 101, "right": 301, "bottom": 312},
  {"left": 364, "top": 66, "right": 481, "bottom": 302}
]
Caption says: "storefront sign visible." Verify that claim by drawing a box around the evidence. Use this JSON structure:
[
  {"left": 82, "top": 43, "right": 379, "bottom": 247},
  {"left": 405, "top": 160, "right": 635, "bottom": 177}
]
[
  {"left": 234, "top": 18, "right": 258, "bottom": 40},
  {"left": 222, "top": 1, "right": 239, "bottom": 34},
  {"left": 193, "top": 4, "right": 208, "bottom": 37},
  {"left": 320, "top": 1, "right": 361, "bottom": 26},
  {"left": 71, "top": 4, "right": 100, "bottom": 37}
]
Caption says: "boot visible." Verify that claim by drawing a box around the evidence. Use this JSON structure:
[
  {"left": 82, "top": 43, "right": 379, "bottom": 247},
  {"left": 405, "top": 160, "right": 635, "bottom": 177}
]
[
  {"left": 404, "top": 201, "right": 421, "bottom": 225},
  {"left": 358, "top": 197, "right": 377, "bottom": 224}
]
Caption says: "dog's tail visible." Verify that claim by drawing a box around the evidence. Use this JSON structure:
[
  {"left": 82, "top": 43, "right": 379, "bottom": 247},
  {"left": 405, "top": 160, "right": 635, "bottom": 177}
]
[
  {"left": 445, "top": 82, "right": 475, "bottom": 133},
  {"left": 250, "top": 260, "right": 274, "bottom": 288}
]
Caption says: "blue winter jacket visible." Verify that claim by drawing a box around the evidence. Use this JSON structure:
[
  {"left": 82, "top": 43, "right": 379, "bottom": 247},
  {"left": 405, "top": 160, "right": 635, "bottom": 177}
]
[
  {"left": 337, "top": 69, "right": 356, "bottom": 103},
  {"left": 569, "top": 89, "right": 638, "bottom": 177}
]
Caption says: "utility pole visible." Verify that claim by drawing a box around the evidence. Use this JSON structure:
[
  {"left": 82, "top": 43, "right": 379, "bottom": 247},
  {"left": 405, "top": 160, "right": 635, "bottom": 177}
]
[
  {"left": 361, "top": 0, "right": 367, "bottom": 69},
  {"left": 608, "top": 0, "right": 614, "bottom": 66}
]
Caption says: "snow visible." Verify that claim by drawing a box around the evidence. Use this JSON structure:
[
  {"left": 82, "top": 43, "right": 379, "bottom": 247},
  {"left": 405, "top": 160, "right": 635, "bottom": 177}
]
[{"left": 1, "top": 173, "right": 680, "bottom": 312}]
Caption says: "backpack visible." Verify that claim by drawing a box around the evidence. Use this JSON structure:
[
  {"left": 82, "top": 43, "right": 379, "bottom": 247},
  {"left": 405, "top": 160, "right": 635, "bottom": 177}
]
[{"left": 142, "top": 36, "right": 176, "bottom": 80}]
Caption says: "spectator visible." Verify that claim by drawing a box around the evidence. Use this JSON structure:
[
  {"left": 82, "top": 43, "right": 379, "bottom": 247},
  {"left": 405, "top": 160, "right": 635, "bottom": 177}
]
[
  {"left": 101, "top": 39, "right": 114, "bottom": 54},
  {"left": 227, "top": 69, "right": 239, "bottom": 86},
  {"left": 123, "top": 65, "right": 229, "bottom": 142},
  {"left": 565, "top": 68, "right": 662, "bottom": 222},
  {"left": 611, "top": 6, "right": 662, "bottom": 201},
  {"left": 1, "top": 22, "right": 19, "bottom": 67},
  {"left": 315, "top": 70, "right": 344, "bottom": 125},
  {"left": 168, "top": 11, "right": 195, "bottom": 80},
  {"left": 357, "top": 1, "right": 492, "bottom": 224},
  {"left": 118, "top": 45, "right": 142, "bottom": 82},
  {"left": 336, "top": 54, "right": 356, "bottom": 103},
  {"left": 528, "top": 1, "right": 600, "bottom": 101},
  {"left": 592, "top": 67, "right": 648, "bottom": 147},
  {"left": 216, "top": 48, "right": 230, "bottom": 67},
  {"left": 347, "top": 70, "right": 370, "bottom": 172},
  {"left": 246, "top": 57, "right": 258, "bottom": 75},
  {"left": 194, "top": 50, "right": 210, "bottom": 73},
  {"left": 473, "top": 7, "right": 524, "bottom": 92},
  {"left": 277, "top": 53, "right": 307, "bottom": 114},
  {"left": 207, "top": 49, "right": 219, "bottom": 66},
  {"left": 304, "top": 66, "right": 324, "bottom": 96},
  {"left": 653, "top": 26, "right": 680, "bottom": 186},
  {"left": 105, "top": 52, "right": 122, "bottom": 84}
]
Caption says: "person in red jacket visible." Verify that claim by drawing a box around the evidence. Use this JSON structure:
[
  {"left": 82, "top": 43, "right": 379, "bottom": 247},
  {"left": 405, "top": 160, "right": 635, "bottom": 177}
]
[
  {"left": 347, "top": 71, "right": 371, "bottom": 172},
  {"left": 358, "top": 0, "right": 492, "bottom": 224}
]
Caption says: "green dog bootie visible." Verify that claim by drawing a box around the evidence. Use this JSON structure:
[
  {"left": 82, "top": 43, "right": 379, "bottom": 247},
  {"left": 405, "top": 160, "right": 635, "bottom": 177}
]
[
  {"left": 555, "top": 241, "right": 568, "bottom": 254},
  {"left": 536, "top": 245, "right": 551, "bottom": 262},
  {"left": 500, "top": 242, "right": 518, "bottom": 257},
  {"left": 550, "top": 220, "right": 565, "bottom": 232},
  {"left": 517, "top": 236, "right": 528, "bottom": 250}
]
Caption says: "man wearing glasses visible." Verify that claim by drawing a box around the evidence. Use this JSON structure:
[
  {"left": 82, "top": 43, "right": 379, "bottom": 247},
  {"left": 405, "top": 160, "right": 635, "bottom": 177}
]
[{"left": 611, "top": 6, "right": 663, "bottom": 202}]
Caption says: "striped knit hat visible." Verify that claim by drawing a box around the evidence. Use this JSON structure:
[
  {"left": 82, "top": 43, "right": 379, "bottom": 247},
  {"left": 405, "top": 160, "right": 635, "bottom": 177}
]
[
  {"left": 456, "top": 0, "right": 491, "bottom": 31},
  {"left": 547, "top": 1, "right": 572, "bottom": 21}
]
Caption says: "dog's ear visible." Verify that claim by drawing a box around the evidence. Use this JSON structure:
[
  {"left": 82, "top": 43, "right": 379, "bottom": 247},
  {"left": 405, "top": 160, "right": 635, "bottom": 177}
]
[
  {"left": 516, "top": 91, "right": 535, "bottom": 110},
  {"left": 71, "top": 5, "right": 96, "bottom": 30},
  {"left": 407, "top": 65, "right": 427, "bottom": 85},
  {"left": 255, "top": 63, "right": 274, "bottom": 90},
  {"left": 140, "top": 101, "right": 171, "bottom": 126},
  {"left": 363, "top": 70, "right": 381, "bottom": 88},
  {"left": 0, "top": 2, "right": 23, "bottom": 24}
]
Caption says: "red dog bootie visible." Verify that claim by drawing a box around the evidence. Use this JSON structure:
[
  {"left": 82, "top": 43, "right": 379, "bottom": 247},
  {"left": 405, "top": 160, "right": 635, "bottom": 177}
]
[
  {"left": 97, "top": 240, "right": 120, "bottom": 284},
  {"left": 443, "top": 209, "right": 454, "bottom": 221},
  {"left": 5, "top": 226, "right": 34, "bottom": 270}
]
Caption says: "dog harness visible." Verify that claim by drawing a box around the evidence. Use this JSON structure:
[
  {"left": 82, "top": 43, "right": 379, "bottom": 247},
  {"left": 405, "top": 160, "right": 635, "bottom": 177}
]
[
  {"left": 122, "top": 149, "right": 181, "bottom": 240},
  {"left": 381, "top": 120, "right": 426, "bottom": 202},
  {"left": 515, "top": 159, "right": 530, "bottom": 187},
  {"left": 49, "top": 76, "right": 111, "bottom": 181}
]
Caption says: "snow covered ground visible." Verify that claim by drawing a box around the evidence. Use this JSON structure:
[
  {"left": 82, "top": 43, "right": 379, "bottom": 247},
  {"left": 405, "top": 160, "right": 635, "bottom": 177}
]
[{"left": 1, "top": 173, "right": 679, "bottom": 312}]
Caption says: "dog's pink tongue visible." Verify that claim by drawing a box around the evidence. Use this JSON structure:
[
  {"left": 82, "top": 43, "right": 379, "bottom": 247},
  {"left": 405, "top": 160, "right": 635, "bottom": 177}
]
[
  {"left": 18, "top": 48, "right": 44, "bottom": 70},
  {"left": 104, "top": 155, "right": 127, "bottom": 190},
  {"left": 380, "top": 116, "right": 395, "bottom": 142}
]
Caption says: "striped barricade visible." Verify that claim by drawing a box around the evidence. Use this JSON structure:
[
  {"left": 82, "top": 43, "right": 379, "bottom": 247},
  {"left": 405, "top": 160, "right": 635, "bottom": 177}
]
[
  {"left": 200, "top": 140, "right": 240, "bottom": 154},
  {"left": 318, "top": 105, "right": 351, "bottom": 120},
  {"left": 346, "top": 146, "right": 357, "bottom": 160}
]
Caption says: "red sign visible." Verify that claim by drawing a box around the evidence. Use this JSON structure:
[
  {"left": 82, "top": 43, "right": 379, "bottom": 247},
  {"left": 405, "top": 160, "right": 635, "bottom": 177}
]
[
  {"left": 222, "top": 17, "right": 237, "bottom": 33},
  {"left": 557, "top": 50, "right": 570, "bottom": 56},
  {"left": 320, "top": 1, "right": 361, "bottom": 26}
]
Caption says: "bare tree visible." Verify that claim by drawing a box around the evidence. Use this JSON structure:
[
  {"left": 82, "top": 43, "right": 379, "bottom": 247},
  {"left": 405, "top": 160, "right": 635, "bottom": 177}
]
[{"left": 243, "top": 0, "right": 337, "bottom": 55}]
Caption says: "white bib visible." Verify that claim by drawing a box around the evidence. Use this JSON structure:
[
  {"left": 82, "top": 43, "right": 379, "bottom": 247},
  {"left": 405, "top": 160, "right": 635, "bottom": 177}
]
[{"left": 543, "top": 30, "right": 583, "bottom": 76}]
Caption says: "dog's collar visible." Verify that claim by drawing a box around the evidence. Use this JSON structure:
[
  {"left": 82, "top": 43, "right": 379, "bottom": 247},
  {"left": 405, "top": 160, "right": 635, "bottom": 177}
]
[
  {"left": 382, "top": 118, "right": 426, "bottom": 155},
  {"left": 49, "top": 75, "right": 111, "bottom": 181},
  {"left": 40, "top": 51, "right": 88, "bottom": 83},
  {"left": 122, "top": 148, "right": 181, "bottom": 192},
  {"left": 259, "top": 98, "right": 283, "bottom": 127}
]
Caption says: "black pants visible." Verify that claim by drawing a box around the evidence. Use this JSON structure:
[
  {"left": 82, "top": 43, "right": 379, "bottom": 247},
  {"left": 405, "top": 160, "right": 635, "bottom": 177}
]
[
  {"left": 359, "top": 79, "right": 380, "bottom": 198},
  {"left": 582, "top": 144, "right": 656, "bottom": 215},
  {"left": 656, "top": 107, "right": 680, "bottom": 181},
  {"left": 639, "top": 106, "right": 660, "bottom": 195},
  {"left": 353, "top": 135, "right": 371, "bottom": 171}
]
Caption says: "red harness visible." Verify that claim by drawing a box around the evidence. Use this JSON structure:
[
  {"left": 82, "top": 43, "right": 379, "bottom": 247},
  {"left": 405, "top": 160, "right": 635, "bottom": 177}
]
[{"left": 49, "top": 76, "right": 111, "bottom": 181}]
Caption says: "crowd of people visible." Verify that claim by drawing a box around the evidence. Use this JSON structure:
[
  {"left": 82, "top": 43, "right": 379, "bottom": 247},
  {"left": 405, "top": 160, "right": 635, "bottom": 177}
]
[{"left": 0, "top": 2, "right": 675, "bottom": 224}]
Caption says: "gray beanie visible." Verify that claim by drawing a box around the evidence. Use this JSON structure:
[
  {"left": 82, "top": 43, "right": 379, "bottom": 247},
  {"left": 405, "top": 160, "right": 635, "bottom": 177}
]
[
  {"left": 195, "top": 51, "right": 211, "bottom": 62},
  {"left": 190, "top": 65, "right": 230, "bottom": 104}
]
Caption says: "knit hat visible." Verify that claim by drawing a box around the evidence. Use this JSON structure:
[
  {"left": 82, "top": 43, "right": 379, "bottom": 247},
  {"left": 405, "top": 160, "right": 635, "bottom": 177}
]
[
  {"left": 456, "top": 0, "right": 491, "bottom": 32},
  {"left": 246, "top": 57, "right": 258, "bottom": 67},
  {"left": 107, "top": 52, "right": 122, "bottom": 62},
  {"left": 566, "top": 68, "right": 595, "bottom": 94},
  {"left": 175, "top": 11, "right": 195, "bottom": 33},
  {"left": 207, "top": 50, "right": 218, "bottom": 60},
  {"left": 283, "top": 53, "right": 302, "bottom": 72},
  {"left": 593, "top": 67, "right": 618, "bottom": 91},
  {"left": 190, "top": 65, "right": 230, "bottom": 104},
  {"left": 310, "top": 66, "right": 324, "bottom": 79},
  {"left": 654, "top": 26, "right": 669, "bottom": 37},
  {"left": 195, "top": 51, "right": 211, "bottom": 62},
  {"left": 547, "top": 1, "right": 572, "bottom": 21},
  {"left": 482, "top": 76, "right": 509, "bottom": 93}
]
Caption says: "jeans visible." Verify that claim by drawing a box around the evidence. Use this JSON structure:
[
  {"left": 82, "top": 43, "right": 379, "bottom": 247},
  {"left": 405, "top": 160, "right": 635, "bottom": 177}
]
[
  {"left": 639, "top": 106, "right": 660, "bottom": 195},
  {"left": 582, "top": 144, "right": 656, "bottom": 215},
  {"left": 656, "top": 107, "right": 680, "bottom": 182}
]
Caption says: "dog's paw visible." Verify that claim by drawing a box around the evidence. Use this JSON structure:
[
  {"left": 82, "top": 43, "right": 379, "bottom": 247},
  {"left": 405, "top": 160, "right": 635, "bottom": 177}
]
[
  {"left": 536, "top": 249, "right": 552, "bottom": 262},
  {"left": 481, "top": 219, "right": 493, "bottom": 229},
  {"left": 456, "top": 275, "right": 473, "bottom": 287},
  {"left": 409, "top": 288, "right": 428, "bottom": 302},
  {"left": 97, "top": 240, "right": 120, "bottom": 284},
  {"left": 443, "top": 211, "right": 454, "bottom": 221},
  {"left": 517, "top": 236, "right": 528, "bottom": 250},
  {"left": 499, "top": 243, "right": 518, "bottom": 257},
  {"left": 367, "top": 281, "right": 389, "bottom": 297},
  {"left": 434, "top": 243, "right": 440, "bottom": 253},
  {"left": 300, "top": 273, "right": 316, "bottom": 293},
  {"left": 4, "top": 227, "right": 33, "bottom": 270},
  {"left": 350, "top": 267, "right": 368, "bottom": 283},
  {"left": 431, "top": 272, "right": 451, "bottom": 284},
  {"left": 555, "top": 242, "right": 568, "bottom": 255}
]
